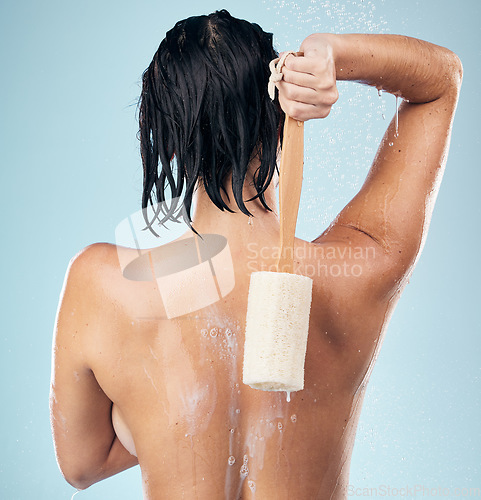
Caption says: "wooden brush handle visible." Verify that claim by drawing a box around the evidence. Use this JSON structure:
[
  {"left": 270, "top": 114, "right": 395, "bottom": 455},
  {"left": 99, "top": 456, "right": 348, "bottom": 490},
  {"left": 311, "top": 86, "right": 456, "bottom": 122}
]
[{"left": 276, "top": 115, "right": 304, "bottom": 274}]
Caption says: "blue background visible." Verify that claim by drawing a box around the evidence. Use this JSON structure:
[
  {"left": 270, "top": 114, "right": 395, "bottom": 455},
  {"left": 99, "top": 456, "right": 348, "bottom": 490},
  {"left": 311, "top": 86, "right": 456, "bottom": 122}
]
[{"left": 1, "top": 0, "right": 479, "bottom": 498}]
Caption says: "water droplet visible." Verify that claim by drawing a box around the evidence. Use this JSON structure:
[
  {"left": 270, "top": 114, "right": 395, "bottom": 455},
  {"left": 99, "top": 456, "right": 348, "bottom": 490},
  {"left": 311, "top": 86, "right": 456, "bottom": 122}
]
[
  {"left": 235, "top": 408, "right": 241, "bottom": 414},
  {"left": 389, "top": 142, "right": 393, "bottom": 147},
  {"left": 230, "top": 428, "right": 235, "bottom": 434},
  {"left": 225, "top": 328, "right": 232, "bottom": 337},
  {"left": 228, "top": 456, "right": 236, "bottom": 466},
  {"left": 277, "top": 422, "right": 283, "bottom": 430},
  {"left": 248, "top": 480, "right": 256, "bottom": 492},
  {"left": 210, "top": 328, "right": 218, "bottom": 337},
  {"left": 240, "top": 454, "right": 249, "bottom": 476},
  {"left": 290, "top": 414, "right": 297, "bottom": 423},
  {"left": 248, "top": 216, "right": 253, "bottom": 226},
  {"left": 377, "top": 88, "right": 382, "bottom": 97},
  {"left": 286, "top": 391, "right": 291, "bottom": 402},
  {"left": 201, "top": 328, "right": 208, "bottom": 337}
]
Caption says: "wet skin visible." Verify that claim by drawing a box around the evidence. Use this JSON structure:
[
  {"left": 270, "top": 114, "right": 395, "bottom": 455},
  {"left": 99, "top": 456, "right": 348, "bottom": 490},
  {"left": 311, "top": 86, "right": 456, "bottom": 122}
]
[
  {"left": 50, "top": 33, "right": 462, "bottom": 499},
  {"left": 92, "top": 232, "right": 388, "bottom": 499}
]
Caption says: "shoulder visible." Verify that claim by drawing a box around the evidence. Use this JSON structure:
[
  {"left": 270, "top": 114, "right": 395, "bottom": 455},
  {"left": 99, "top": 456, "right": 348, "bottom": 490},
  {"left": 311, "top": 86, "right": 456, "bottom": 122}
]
[
  {"left": 60, "top": 243, "right": 126, "bottom": 316},
  {"left": 66, "top": 242, "right": 134, "bottom": 289},
  {"left": 55, "top": 243, "right": 133, "bottom": 350},
  {"left": 68, "top": 242, "right": 142, "bottom": 275},
  {"left": 68, "top": 242, "right": 118, "bottom": 274}
]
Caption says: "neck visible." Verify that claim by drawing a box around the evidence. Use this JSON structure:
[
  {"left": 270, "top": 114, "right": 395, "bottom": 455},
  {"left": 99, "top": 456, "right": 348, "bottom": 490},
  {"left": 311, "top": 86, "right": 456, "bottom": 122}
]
[{"left": 190, "top": 159, "right": 280, "bottom": 237}]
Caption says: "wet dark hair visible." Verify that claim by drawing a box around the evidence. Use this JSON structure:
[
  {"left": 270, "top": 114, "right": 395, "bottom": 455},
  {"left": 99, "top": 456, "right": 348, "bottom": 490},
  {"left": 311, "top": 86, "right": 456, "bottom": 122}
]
[{"left": 139, "top": 9, "right": 283, "bottom": 234}]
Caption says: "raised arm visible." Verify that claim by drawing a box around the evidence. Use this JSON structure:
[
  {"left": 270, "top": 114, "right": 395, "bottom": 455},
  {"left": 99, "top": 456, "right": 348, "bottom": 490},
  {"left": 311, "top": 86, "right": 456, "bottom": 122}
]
[{"left": 277, "top": 34, "right": 462, "bottom": 291}]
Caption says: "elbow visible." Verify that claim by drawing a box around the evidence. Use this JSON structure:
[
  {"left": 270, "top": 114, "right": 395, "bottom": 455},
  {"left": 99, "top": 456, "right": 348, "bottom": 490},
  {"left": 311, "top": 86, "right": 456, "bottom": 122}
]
[
  {"left": 52, "top": 429, "right": 100, "bottom": 490},
  {"left": 57, "top": 461, "right": 98, "bottom": 491},
  {"left": 447, "top": 50, "right": 463, "bottom": 93},
  {"left": 62, "top": 473, "right": 92, "bottom": 492},
  {"left": 452, "top": 52, "right": 463, "bottom": 87}
]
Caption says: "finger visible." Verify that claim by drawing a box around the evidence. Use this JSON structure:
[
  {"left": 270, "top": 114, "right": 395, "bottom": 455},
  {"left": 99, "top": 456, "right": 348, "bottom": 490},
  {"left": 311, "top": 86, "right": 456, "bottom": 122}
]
[
  {"left": 281, "top": 66, "right": 319, "bottom": 89},
  {"left": 283, "top": 55, "right": 319, "bottom": 76},
  {"left": 284, "top": 52, "right": 336, "bottom": 85},
  {"left": 278, "top": 93, "right": 333, "bottom": 122},
  {"left": 277, "top": 90, "right": 334, "bottom": 122},
  {"left": 277, "top": 80, "right": 319, "bottom": 102},
  {"left": 278, "top": 78, "right": 339, "bottom": 109}
]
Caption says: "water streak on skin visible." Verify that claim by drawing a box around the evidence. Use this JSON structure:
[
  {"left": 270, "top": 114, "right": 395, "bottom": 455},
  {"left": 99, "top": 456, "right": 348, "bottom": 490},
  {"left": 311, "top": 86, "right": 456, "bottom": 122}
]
[
  {"left": 149, "top": 316, "right": 300, "bottom": 497},
  {"left": 240, "top": 391, "right": 288, "bottom": 496},
  {"left": 218, "top": 322, "right": 241, "bottom": 500},
  {"left": 148, "top": 345, "right": 159, "bottom": 361},
  {"left": 143, "top": 366, "right": 159, "bottom": 394},
  {"left": 55, "top": 408, "right": 68, "bottom": 432},
  {"left": 200, "top": 318, "right": 295, "bottom": 498},
  {"left": 188, "top": 315, "right": 242, "bottom": 499},
  {"left": 395, "top": 95, "right": 400, "bottom": 137},
  {"left": 158, "top": 322, "right": 217, "bottom": 433},
  {"left": 234, "top": 454, "right": 250, "bottom": 498}
]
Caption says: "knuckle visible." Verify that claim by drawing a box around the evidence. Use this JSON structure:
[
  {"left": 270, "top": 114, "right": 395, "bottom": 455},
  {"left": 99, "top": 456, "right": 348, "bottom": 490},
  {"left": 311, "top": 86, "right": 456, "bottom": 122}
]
[
  {"left": 287, "top": 101, "right": 298, "bottom": 116},
  {"left": 315, "top": 80, "right": 328, "bottom": 92},
  {"left": 320, "top": 107, "right": 332, "bottom": 119},
  {"left": 288, "top": 102, "right": 304, "bottom": 121},
  {"left": 284, "top": 85, "right": 296, "bottom": 100},
  {"left": 281, "top": 67, "right": 292, "bottom": 82},
  {"left": 331, "top": 88, "right": 339, "bottom": 104}
]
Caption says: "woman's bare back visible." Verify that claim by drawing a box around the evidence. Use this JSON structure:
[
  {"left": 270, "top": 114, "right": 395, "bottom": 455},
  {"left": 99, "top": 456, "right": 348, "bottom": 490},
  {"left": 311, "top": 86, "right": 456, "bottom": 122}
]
[{"left": 90, "top": 227, "right": 391, "bottom": 499}]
